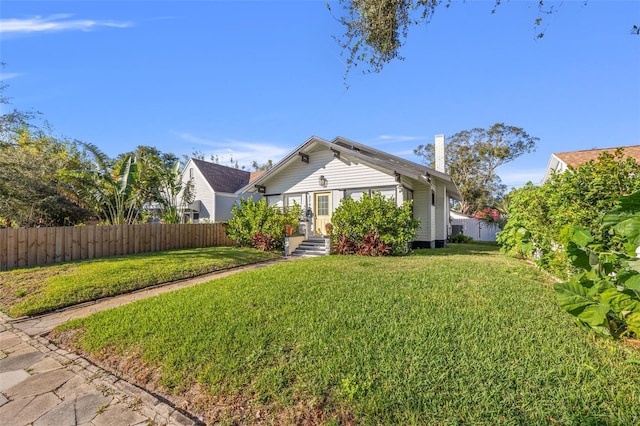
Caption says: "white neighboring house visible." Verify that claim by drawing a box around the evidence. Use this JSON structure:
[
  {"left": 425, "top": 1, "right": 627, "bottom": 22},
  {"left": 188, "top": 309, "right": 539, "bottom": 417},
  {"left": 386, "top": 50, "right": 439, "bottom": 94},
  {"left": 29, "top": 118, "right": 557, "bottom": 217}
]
[
  {"left": 543, "top": 145, "right": 640, "bottom": 182},
  {"left": 238, "top": 135, "right": 462, "bottom": 248},
  {"left": 450, "top": 211, "right": 500, "bottom": 242},
  {"left": 180, "top": 159, "right": 263, "bottom": 223}
]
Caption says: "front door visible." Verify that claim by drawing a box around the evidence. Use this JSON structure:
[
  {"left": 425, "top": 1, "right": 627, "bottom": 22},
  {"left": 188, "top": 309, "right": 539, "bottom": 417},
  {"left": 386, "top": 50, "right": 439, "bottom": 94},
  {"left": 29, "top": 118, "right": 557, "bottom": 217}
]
[{"left": 314, "top": 192, "right": 331, "bottom": 236}]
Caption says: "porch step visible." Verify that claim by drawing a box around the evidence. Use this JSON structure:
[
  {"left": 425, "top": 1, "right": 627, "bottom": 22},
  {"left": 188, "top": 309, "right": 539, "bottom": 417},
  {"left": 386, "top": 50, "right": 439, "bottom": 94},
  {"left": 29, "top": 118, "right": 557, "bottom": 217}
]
[{"left": 292, "top": 237, "right": 330, "bottom": 257}]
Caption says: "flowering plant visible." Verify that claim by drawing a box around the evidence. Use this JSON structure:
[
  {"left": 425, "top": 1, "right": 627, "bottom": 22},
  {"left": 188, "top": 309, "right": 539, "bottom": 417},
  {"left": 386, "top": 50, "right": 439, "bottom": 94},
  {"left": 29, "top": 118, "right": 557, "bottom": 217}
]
[{"left": 474, "top": 208, "right": 500, "bottom": 222}]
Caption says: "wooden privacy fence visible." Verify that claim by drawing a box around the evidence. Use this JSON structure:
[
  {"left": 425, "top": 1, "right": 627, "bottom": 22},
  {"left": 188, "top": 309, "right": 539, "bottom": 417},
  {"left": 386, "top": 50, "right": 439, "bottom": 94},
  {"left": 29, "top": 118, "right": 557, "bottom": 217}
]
[{"left": 0, "top": 223, "right": 236, "bottom": 271}]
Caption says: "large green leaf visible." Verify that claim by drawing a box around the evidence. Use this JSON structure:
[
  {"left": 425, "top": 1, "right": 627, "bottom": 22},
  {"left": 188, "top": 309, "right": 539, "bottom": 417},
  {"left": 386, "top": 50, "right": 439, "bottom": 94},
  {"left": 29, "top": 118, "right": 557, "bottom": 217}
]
[
  {"left": 570, "top": 226, "right": 594, "bottom": 247},
  {"left": 629, "top": 258, "right": 640, "bottom": 275},
  {"left": 626, "top": 312, "right": 640, "bottom": 336},
  {"left": 613, "top": 216, "right": 640, "bottom": 246},
  {"left": 566, "top": 242, "right": 591, "bottom": 271},
  {"left": 603, "top": 191, "right": 640, "bottom": 227},
  {"left": 609, "top": 190, "right": 640, "bottom": 215},
  {"left": 600, "top": 288, "right": 640, "bottom": 316},
  {"left": 593, "top": 279, "right": 616, "bottom": 295},
  {"left": 554, "top": 279, "right": 597, "bottom": 314},
  {"left": 576, "top": 303, "right": 612, "bottom": 337},
  {"left": 619, "top": 271, "right": 640, "bottom": 291}
]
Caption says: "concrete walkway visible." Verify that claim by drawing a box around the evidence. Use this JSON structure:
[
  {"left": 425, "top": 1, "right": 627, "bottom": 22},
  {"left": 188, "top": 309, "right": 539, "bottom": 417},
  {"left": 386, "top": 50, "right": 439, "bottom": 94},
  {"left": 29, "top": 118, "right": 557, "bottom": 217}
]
[{"left": 0, "top": 257, "right": 290, "bottom": 425}]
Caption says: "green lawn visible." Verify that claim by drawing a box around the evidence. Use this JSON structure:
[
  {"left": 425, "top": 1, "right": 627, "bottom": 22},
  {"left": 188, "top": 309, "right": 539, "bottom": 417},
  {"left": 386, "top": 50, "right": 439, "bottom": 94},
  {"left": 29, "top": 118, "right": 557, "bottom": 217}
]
[
  {"left": 0, "top": 246, "right": 279, "bottom": 317},
  {"left": 53, "top": 243, "right": 640, "bottom": 425}
]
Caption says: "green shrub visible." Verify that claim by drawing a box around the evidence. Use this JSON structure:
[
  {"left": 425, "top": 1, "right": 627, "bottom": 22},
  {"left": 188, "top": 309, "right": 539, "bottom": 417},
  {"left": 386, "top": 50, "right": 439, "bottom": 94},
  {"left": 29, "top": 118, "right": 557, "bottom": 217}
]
[
  {"left": 331, "top": 191, "right": 419, "bottom": 255},
  {"left": 554, "top": 190, "right": 640, "bottom": 339},
  {"left": 226, "top": 198, "right": 302, "bottom": 251},
  {"left": 448, "top": 233, "right": 474, "bottom": 244},
  {"left": 498, "top": 149, "right": 640, "bottom": 278}
]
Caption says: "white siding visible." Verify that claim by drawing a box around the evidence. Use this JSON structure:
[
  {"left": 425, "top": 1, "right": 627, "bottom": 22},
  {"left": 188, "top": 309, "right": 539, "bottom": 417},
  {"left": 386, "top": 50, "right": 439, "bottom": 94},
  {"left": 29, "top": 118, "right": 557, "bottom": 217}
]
[
  {"left": 431, "top": 204, "right": 436, "bottom": 240},
  {"left": 435, "top": 183, "right": 448, "bottom": 241},
  {"left": 413, "top": 186, "right": 432, "bottom": 242},
  {"left": 263, "top": 148, "right": 397, "bottom": 195},
  {"left": 332, "top": 190, "right": 344, "bottom": 212},
  {"left": 181, "top": 162, "right": 215, "bottom": 221}
]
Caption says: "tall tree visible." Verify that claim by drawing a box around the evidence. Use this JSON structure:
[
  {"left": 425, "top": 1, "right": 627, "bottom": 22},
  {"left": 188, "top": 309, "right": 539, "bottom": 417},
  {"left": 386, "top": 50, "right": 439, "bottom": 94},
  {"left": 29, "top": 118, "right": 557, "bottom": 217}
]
[
  {"left": 120, "top": 145, "right": 180, "bottom": 208},
  {"left": 330, "top": 1, "right": 638, "bottom": 76},
  {"left": 0, "top": 78, "right": 91, "bottom": 226},
  {"left": 0, "top": 127, "right": 92, "bottom": 226},
  {"left": 414, "top": 123, "right": 538, "bottom": 215}
]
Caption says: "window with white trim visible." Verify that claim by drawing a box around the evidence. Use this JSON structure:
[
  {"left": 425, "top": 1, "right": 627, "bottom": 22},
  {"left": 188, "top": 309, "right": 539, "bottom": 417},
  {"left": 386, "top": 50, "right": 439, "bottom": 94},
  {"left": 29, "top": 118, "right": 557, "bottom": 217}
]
[
  {"left": 266, "top": 196, "right": 282, "bottom": 209},
  {"left": 286, "top": 194, "right": 303, "bottom": 208}
]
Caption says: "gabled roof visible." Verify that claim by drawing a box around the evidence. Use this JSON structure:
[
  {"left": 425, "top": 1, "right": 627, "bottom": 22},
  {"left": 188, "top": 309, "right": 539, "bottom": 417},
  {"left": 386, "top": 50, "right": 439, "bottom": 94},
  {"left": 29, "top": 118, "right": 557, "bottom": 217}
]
[
  {"left": 554, "top": 145, "right": 640, "bottom": 168},
  {"left": 331, "top": 136, "right": 455, "bottom": 184},
  {"left": 238, "top": 136, "right": 461, "bottom": 200},
  {"left": 191, "top": 158, "right": 251, "bottom": 193},
  {"left": 543, "top": 145, "right": 640, "bottom": 182}
]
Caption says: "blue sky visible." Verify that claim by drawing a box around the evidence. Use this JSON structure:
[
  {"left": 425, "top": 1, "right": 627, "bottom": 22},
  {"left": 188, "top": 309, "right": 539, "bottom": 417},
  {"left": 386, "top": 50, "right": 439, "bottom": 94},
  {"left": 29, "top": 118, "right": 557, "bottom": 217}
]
[{"left": 1, "top": 1, "right": 639, "bottom": 189}]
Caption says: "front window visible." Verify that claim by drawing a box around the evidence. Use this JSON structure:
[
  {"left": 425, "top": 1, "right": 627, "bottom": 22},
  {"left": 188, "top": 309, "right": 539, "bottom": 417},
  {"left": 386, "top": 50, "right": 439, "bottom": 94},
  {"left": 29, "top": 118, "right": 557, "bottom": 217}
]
[
  {"left": 345, "top": 189, "right": 367, "bottom": 201},
  {"left": 345, "top": 188, "right": 396, "bottom": 201},
  {"left": 266, "top": 196, "right": 282, "bottom": 209},
  {"left": 286, "top": 194, "right": 303, "bottom": 208}
]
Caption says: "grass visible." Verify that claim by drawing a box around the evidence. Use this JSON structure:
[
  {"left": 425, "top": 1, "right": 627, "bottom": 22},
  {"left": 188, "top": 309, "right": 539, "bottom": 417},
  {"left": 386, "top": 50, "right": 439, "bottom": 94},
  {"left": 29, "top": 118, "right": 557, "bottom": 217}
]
[
  {"left": 0, "top": 246, "right": 279, "bottom": 317},
  {"left": 53, "top": 243, "right": 640, "bottom": 424}
]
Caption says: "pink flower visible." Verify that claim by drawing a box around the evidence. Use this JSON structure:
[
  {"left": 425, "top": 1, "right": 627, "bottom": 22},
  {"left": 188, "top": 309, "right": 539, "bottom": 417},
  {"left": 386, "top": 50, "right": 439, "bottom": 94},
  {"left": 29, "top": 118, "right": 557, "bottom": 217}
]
[{"left": 474, "top": 208, "right": 501, "bottom": 222}]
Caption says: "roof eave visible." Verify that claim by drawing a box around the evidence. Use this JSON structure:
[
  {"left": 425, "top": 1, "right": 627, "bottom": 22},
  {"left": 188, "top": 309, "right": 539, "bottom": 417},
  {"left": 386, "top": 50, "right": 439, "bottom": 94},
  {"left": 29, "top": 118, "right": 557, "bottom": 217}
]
[{"left": 236, "top": 136, "right": 333, "bottom": 194}]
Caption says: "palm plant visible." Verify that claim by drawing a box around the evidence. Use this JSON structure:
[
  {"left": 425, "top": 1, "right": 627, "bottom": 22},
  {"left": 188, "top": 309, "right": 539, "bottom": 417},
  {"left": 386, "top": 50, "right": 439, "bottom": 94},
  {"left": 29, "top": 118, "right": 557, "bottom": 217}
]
[
  {"left": 59, "top": 143, "right": 142, "bottom": 224},
  {"left": 157, "top": 161, "right": 195, "bottom": 224}
]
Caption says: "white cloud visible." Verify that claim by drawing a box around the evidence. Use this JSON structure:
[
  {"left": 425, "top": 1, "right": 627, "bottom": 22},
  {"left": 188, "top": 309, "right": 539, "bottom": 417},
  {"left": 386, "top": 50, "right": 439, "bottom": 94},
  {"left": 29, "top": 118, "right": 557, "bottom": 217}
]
[
  {"left": 0, "top": 73, "right": 21, "bottom": 81},
  {"left": 0, "top": 14, "right": 132, "bottom": 34},
  {"left": 175, "top": 132, "right": 290, "bottom": 169}
]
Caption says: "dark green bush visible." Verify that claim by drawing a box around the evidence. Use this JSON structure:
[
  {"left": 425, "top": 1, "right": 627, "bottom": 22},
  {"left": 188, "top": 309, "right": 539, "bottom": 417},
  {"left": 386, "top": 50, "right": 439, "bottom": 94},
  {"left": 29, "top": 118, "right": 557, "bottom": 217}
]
[
  {"left": 498, "top": 149, "right": 640, "bottom": 278},
  {"left": 226, "top": 198, "right": 302, "bottom": 251},
  {"left": 331, "top": 191, "right": 419, "bottom": 255},
  {"left": 448, "top": 233, "right": 474, "bottom": 244}
]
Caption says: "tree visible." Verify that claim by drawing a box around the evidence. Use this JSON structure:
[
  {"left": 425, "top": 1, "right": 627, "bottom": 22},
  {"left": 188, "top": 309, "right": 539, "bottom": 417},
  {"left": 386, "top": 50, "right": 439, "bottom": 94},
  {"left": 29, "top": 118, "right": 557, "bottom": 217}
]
[
  {"left": 0, "top": 77, "right": 91, "bottom": 226},
  {"left": 251, "top": 159, "right": 274, "bottom": 171},
  {"left": 414, "top": 123, "right": 538, "bottom": 215},
  {"left": 121, "top": 146, "right": 181, "bottom": 211},
  {"left": 330, "top": 1, "right": 638, "bottom": 76},
  {"left": 0, "top": 127, "right": 92, "bottom": 226},
  {"left": 59, "top": 143, "right": 142, "bottom": 225},
  {"left": 155, "top": 160, "right": 195, "bottom": 224}
]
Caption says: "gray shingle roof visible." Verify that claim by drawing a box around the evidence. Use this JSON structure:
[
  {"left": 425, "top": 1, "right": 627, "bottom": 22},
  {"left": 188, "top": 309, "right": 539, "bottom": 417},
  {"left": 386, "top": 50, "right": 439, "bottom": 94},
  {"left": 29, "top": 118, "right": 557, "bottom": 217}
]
[{"left": 191, "top": 159, "right": 251, "bottom": 193}]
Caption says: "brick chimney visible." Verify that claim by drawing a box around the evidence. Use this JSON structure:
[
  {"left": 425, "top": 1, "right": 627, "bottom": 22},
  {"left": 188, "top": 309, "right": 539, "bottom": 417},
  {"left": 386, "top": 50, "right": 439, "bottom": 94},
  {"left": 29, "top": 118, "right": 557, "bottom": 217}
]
[{"left": 434, "top": 134, "right": 446, "bottom": 173}]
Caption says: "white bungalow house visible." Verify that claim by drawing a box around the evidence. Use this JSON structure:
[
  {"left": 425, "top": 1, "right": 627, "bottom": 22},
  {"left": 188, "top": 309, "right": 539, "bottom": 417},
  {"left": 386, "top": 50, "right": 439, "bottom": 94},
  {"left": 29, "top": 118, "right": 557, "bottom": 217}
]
[
  {"left": 180, "top": 159, "right": 263, "bottom": 223},
  {"left": 239, "top": 136, "right": 461, "bottom": 249}
]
